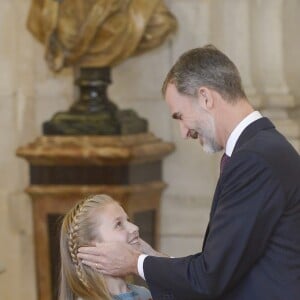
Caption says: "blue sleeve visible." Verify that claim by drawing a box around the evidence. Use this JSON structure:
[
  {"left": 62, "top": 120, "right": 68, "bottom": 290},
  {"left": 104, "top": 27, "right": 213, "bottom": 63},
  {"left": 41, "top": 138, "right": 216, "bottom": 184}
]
[{"left": 129, "top": 284, "right": 152, "bottom": 299}]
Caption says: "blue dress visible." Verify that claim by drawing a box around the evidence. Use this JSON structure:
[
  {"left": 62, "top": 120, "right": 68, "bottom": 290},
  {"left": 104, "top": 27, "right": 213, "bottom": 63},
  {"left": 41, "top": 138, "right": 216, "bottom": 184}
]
[{"left": 112, "top": 284, "right": 152, "bottom": 300}]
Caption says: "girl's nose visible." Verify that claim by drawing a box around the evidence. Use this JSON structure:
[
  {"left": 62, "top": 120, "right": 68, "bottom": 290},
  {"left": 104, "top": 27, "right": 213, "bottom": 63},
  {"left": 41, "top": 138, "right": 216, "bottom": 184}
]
[{"left": 128, "top": 221, "right": 139, "bottom": 234}]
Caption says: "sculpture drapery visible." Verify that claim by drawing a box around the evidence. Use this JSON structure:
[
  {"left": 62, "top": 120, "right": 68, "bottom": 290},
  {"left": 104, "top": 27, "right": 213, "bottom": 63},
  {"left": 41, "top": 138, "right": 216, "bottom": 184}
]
[{"left": 27, "top": 0, "right": 177, "bottom": 72}]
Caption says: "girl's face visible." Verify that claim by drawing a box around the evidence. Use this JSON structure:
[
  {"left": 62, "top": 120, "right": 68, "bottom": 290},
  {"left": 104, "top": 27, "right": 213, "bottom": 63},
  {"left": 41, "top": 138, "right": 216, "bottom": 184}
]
[{"left": 95, "top": 202, "right": 140, "bottom": 249}]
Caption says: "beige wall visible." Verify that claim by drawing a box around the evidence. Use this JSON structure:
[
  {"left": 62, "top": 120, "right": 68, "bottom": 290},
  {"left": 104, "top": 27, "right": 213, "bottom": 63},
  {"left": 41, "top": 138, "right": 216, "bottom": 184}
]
[{"left": 0, "top": 0, "right": 299, "bottom": 299}]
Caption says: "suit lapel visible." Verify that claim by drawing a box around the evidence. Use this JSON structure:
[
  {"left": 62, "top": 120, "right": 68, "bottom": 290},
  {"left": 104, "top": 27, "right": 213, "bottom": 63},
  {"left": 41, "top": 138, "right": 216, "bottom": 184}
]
[
  {"left": 202, "top": 178, "right": 222, "bottom": 249},
  {"left": 202, "top": 117, "right": 275, "bottom": 249}
]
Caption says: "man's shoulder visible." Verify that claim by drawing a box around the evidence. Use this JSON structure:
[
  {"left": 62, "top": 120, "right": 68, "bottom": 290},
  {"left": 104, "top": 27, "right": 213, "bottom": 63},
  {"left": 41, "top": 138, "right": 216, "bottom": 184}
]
[{"left": 236, "top": 125, "right": 299, "bottom": 165}]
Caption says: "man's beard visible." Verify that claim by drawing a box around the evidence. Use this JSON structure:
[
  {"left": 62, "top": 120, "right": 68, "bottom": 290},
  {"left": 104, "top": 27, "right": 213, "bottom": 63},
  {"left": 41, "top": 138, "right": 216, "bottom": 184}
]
[
  {"left": 202, "top": 136, "right": 222, "bottom": 153},
  {"left": 197, "top": 116, "right": 223, "bottom": 154}
]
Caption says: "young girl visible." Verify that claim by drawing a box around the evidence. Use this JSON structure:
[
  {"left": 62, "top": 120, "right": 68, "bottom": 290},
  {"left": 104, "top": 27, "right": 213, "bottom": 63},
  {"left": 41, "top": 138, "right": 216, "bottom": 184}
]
[{"left": 59, "top": 194, "right": 152, "bottom": 300}]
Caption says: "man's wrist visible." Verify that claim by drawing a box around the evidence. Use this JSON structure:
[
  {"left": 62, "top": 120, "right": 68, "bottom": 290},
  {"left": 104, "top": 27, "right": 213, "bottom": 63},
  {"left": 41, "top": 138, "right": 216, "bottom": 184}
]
[
  {"left": 137, "top": 254, "right": 148, "bottom": 280},
  {"left": 131, "top": 250, "right": 140, "bottom": 275}
]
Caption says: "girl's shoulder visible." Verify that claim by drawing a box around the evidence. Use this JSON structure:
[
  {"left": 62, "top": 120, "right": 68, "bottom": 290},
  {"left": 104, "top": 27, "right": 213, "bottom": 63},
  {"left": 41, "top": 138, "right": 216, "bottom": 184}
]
[
  {"left": 128, "top": 284, "right": 152, "bottom": 300},
  {"left": 112, "top": 284, "right": 152, "bottom": 300}
]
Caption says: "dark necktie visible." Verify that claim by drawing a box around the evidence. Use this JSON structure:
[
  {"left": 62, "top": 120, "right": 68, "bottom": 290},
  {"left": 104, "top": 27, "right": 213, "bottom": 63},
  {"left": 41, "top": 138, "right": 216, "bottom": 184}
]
[{"left": 220, "top": 153, "right": 230, "bottom": 173}]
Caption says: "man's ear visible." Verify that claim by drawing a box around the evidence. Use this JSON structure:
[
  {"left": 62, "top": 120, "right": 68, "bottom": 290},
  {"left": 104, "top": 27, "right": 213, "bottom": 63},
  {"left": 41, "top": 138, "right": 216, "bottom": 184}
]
[{"left": 197, "top": 87, "right": 214, "bottom": 111}]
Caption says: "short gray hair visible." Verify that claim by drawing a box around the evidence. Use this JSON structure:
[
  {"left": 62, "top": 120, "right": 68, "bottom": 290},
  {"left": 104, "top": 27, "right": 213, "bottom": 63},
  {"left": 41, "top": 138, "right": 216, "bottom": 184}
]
[{"left": 162, "top": 45, "right": 246, "bottom": 103}]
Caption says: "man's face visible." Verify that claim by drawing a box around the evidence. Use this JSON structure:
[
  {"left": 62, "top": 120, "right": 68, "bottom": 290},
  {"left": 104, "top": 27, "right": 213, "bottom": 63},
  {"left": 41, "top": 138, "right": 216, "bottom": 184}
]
[
  {"left": 94, "top": 202, "right": 140, "bottom": 250},
  {"left": 165, "top": 83, "right": 222, "bottom": 153}
]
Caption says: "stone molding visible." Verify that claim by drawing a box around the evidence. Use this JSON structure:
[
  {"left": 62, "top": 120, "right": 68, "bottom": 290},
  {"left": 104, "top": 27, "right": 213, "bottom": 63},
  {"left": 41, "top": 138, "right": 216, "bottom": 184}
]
[{"left": 16, "top": 133, "right": 175, "bottom": 165}]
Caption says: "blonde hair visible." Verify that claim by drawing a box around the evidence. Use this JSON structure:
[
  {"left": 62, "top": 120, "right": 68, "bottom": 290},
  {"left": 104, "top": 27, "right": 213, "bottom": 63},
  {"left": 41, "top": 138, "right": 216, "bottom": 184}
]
[{"left": 59, "top": 194, "right": 117, "bottom": 300}]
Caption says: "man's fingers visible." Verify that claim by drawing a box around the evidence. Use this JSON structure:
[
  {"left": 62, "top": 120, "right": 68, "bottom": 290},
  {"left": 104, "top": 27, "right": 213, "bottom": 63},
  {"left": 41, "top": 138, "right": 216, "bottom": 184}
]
[
  {"left": 81, "top": 260, "right": 114, "bottom": 276},
  {"left": 81, "top": 260, "right": 107, "bottom": 273},
  {"left": 81, "top": 260, "right": 97, "bottom": 267},
  {"left": 77, "top": 253, "right": 100, "bottom": 263},
  {"left": 81, "top": 259, "right": 104, "bottom": 269},
  {"left": 77, "top": 242, "right": 136, "bottom": 277},
  {"left": 78, "top": 246, "right": 101, "bottom": 255}
]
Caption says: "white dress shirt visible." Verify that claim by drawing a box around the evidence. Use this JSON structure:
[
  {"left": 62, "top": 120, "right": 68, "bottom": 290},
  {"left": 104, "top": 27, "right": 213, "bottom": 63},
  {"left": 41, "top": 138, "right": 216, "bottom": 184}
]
[
  {"left": 137, "top": 111, "right": 263, "bottom": 280},
  {"left": 225, "top": 111, "right": 262, "bottom": 156}
]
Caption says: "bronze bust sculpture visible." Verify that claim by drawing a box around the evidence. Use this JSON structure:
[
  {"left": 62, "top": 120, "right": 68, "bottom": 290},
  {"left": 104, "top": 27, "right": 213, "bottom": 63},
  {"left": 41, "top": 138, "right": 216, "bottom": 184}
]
[
  {"left": 27, "top": 0, "right": 177, "bottom": 71},
  {"left": 27, "top": 0, "right": 177, "bottom": 135}
]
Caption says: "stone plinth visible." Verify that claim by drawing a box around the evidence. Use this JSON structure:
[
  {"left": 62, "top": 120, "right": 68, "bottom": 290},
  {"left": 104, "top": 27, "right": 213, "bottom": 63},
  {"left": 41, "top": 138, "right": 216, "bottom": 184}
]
[{"left": 16, "top": 133, "right": 174, "bottom": 300}]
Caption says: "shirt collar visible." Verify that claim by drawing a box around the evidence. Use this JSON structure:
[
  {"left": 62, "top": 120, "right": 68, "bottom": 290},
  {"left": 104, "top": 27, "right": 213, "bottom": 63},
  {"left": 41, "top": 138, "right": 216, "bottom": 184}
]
[{"left": 225, "top": 111, "right": 262, "bottom": 157}]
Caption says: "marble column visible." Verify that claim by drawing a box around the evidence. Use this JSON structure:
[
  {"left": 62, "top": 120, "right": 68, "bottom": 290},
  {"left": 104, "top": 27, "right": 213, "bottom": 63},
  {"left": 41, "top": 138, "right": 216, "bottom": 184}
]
[
  {"left": 160, "top": 0, "right": 215, "bottom": 256},
  {"left": 210, "top": 0, "right": 261, "bottom": 108},
  {"left": 253, "top": 0, "right": 299, "bottom": 151},
  {"left": 0, "top": 1, "right": 37, "bottom": 300}
]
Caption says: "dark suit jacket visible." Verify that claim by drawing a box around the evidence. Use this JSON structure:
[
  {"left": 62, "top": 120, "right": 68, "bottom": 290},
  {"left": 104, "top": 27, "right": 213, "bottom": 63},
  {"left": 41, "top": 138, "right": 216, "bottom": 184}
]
[{"left": 144, "top": 118, "right": 300, "bottom": 300}]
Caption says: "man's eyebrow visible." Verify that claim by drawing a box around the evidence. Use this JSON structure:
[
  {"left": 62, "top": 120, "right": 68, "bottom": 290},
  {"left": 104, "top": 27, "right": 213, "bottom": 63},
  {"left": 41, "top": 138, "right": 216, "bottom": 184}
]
[{"left": 172, "top": 112, "right": 182, "bottom": 120}]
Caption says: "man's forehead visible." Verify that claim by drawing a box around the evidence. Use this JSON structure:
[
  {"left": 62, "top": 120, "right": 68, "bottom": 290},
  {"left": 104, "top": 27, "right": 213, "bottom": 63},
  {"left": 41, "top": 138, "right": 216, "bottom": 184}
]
[
  {"left": 165, "top": 84, "right": 180, "bottom": 107},
  {"left": 165, "top": 83, "right": 178, "bottom": 95}
]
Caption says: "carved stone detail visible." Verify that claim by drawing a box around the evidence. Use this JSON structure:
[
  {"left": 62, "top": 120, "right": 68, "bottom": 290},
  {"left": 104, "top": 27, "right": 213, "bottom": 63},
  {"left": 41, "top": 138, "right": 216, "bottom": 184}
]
[{"left": 16, "top": 133, "right": 175, "bottom": 165}]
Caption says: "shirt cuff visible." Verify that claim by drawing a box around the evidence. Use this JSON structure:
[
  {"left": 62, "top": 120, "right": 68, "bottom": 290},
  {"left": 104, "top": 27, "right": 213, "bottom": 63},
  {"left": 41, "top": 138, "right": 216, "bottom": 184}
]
[{"left": 137, "top": 254, "right": 148, "bottom": 280}]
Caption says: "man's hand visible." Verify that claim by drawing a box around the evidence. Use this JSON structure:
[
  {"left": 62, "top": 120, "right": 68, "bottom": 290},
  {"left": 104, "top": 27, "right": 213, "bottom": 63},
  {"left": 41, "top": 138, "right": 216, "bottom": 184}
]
[{"left": 78, "top": 242, "right": 141, "bottom": 277}]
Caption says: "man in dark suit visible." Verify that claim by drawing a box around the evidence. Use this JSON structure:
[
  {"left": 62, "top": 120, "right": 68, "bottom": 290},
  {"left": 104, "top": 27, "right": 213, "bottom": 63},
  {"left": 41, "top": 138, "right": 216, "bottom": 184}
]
[{"left": 78, "top": 45, "right": 300, "bottom": 299}]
